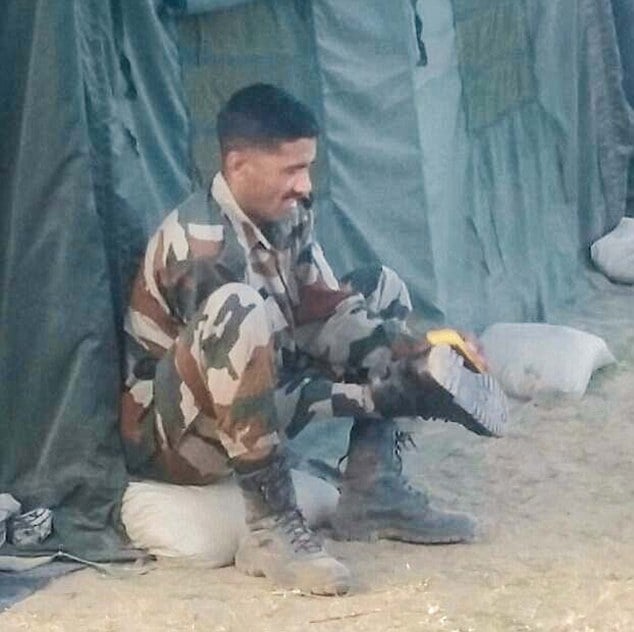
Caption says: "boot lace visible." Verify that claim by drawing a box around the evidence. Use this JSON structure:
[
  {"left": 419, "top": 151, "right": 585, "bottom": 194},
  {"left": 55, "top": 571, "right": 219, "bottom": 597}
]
[
  {"left": 275, "top": 509, "right": 323, "bottom": 554},
  {"left": 394, "top": 431, "right": 426, "bottom": 500},
  {"left": 394, "top": 429, "right": 418, "bottom": 476}
]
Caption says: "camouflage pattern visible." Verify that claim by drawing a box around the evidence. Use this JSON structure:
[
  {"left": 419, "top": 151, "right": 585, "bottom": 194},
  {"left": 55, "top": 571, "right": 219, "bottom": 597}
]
[{"left": 121, "top": 173, "right": 414, "bottom": 484}]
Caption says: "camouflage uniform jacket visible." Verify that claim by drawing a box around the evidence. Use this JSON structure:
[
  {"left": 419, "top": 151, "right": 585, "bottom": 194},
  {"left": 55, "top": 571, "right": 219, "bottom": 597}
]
[{"left": 122, "top": 173, "right": 404, "bottom": 429}]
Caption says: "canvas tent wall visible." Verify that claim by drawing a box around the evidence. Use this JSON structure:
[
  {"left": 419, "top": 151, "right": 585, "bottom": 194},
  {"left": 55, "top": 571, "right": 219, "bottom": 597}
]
[
  {"left": 1, "top": 0, "right": 633, "bottom": 558},
  {"left": 177, "top": 0, "right": 634, "bottom": 328},
  {"left": 612, "top": 0, "right": 634, "bottom": 215}
]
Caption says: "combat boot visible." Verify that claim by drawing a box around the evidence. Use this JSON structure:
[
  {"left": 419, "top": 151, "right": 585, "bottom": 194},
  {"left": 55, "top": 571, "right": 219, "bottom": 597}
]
[
  {"left": 234, "top": 448, "right": 351, "bottom": 595},
  {"left": 371, "top": 344, "right": 509, "bottom": 437},
  {"left": 332, "top": 418, "right": 476, "bottom": 544}
]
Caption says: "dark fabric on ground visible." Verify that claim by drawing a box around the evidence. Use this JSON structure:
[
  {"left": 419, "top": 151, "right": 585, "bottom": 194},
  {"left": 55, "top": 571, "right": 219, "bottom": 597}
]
[{"left": 0, "top": 563, "right": 82, "bottom": 612}]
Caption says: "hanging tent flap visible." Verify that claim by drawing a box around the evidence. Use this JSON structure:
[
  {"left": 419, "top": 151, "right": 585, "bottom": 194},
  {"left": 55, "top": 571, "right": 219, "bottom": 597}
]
[
  {"left": 0, "top": 0, "right": 189, "bottom": 559},
  {"left": 311, "top": 0, "right": 634, "bottom": 329}
]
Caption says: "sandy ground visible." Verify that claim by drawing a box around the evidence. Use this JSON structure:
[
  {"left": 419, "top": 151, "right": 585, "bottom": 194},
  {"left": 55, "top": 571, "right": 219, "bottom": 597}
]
[{"left": 2, "top": 278, "right": 633, "bottom": 631}]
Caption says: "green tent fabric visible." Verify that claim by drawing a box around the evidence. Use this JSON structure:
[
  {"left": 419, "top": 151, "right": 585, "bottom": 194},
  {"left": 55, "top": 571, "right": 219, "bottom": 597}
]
[
  {"left": 0, "top": 0, "right": 190, "bottom": 559},
  {"left": 612, "top": 0, "right": 634, "bottom": 215},
  {"left": 1, "top": 0, "right": 633, "bottom": 558},
  {"left": 408, "top": 0, "right": 634, "bottom": 327},
  {"left": 176, "top": 0, "right": 634, "bottom": 327}
]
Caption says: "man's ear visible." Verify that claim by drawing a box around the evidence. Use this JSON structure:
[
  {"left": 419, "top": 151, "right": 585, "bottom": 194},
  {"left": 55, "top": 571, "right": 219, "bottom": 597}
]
[{"left": 224, "top": 149, "right": 248, "bottom": 180}]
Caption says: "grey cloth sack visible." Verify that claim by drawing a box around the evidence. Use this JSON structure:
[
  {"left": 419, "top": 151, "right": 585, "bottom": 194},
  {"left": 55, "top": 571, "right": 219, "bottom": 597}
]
[{"left": 0, "top": 494, "right": 22, "bottom": 547}]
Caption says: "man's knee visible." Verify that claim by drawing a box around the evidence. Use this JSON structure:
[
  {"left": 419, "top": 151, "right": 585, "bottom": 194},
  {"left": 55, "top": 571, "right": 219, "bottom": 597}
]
[
  {"left": 199, "top": 282, "right": 266, "bottom": 320},
  {"left": 342, "top": 265, "right": 412, "bottom": 320},
  {"left": 196, "top": 282, "right": 272, "bottom": 351}
]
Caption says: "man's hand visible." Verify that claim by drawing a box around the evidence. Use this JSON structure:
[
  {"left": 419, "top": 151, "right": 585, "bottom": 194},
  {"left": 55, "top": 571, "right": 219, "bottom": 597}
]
[
  {"left": 371, "top": 332, "right": 508, "bottom": 437},
  {"left": 425, "top": 329, "right": 488, "bottom": 373},
  {"left": 390, "top": 329, "right": 488, "bottom": 373}
]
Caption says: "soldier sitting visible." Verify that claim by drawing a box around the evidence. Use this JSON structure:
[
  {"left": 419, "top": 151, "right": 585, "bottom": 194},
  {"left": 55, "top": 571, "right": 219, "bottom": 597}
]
[{"left": 120, "top": 83, "right": 508, "bottom": 596}]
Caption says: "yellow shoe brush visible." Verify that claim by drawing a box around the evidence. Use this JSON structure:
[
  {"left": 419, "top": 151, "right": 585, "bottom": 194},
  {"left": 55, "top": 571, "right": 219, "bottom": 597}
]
[{"left": 425, "top": 328, "right": 488, "bottom": 374}]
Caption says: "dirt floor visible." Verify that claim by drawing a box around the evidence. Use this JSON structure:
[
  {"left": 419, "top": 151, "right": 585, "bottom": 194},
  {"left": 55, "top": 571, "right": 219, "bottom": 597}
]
[{"left": 2, "top": 281, "right": 633, "bottom": 631}]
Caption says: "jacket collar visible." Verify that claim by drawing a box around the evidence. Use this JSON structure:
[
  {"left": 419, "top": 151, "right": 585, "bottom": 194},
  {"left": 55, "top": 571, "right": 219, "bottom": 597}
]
[{"left": 211, "top": 172, "right": 273, "bottom": 251}]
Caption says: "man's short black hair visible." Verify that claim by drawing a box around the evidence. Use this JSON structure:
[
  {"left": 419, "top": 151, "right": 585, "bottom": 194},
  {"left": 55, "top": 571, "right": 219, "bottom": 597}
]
[{"left": 217, "top": 83, "right": 319, "bottom": 153}]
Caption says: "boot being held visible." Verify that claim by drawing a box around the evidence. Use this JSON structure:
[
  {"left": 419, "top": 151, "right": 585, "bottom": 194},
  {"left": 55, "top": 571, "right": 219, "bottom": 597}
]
[{"left": 371, "top": 343, "right": 509, "bottom": 437}]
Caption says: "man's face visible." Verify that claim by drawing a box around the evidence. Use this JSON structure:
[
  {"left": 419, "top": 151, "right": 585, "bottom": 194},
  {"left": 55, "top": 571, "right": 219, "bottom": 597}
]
[{"left": 225, "top": 137, "right": 317, "bottom": 225}]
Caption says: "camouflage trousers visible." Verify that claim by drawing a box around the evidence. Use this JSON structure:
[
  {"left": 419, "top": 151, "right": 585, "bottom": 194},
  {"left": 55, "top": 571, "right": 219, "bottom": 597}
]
[{"left": 136, "top": 265, "right": 412, "bottom": 485}]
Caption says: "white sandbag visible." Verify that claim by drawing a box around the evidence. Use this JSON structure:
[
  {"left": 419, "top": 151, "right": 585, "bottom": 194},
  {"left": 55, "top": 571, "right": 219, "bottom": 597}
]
[
  {"left": 590, "top": 217, "right": 634, "bottom": 283},
  {"left": 480, "top": 323, "right": 616, "bottom": 400},
  {"left": 121, "top": 470, "right": 339, "bottom": 566}
]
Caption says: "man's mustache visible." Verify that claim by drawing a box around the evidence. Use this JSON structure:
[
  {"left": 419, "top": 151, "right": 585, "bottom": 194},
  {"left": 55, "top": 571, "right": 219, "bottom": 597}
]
[
  {"left": 300, "top": 193, "right": 313, "bottom": 209},
  {"left": 283, "top": 192, "right": 313, "bottom": 209}
]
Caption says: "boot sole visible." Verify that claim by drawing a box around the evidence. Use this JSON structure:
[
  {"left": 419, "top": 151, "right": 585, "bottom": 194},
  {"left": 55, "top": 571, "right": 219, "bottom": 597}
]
[
  {"left": 423, "top": 345, "right": 509, "bottom": 437},
  {"left": 234, "top": 543, "right": 351, "bottom": 596}
]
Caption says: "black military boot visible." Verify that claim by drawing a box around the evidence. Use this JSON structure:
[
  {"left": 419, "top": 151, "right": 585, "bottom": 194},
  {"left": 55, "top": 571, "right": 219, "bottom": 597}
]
[
  {"left": 371, "top": 344, "right": 509, "bottom": 437},
  {"left": 332, "top": 418, "right": 476, "bottom": 544},
  {"left": 234, "top": 448, "right": 351, "bottom": 595}
]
